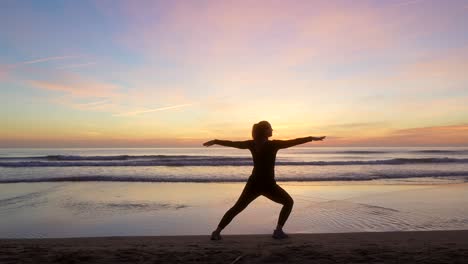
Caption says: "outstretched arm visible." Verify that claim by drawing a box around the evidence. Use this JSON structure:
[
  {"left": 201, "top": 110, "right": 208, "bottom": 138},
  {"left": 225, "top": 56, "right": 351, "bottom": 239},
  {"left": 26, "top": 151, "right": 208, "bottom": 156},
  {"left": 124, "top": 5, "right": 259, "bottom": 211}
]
[
  {"left": 275, "top": 136, "right": 325, "bottom": 149},
  {"left": 203, "top": 139, "right": 250, "bottom": 149}
]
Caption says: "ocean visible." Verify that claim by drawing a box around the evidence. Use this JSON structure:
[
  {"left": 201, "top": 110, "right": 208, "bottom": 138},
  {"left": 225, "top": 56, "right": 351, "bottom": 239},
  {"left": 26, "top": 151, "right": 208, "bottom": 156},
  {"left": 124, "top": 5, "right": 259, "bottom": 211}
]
[
  {"left": 1, "top": 147, "right": 468, "bottom": 183},
  {"left": 1, "top": 147, "right": 467, "bottom": 238}
]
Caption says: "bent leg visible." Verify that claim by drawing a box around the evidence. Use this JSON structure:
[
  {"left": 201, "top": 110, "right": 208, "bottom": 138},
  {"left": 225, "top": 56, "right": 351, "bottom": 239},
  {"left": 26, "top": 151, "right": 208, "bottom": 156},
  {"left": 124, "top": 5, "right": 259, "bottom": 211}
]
[
  {"left": 262, "top": 184, "right": 294, "bottom": 227},
  {"left": 217, "top": 184, "right": 259, "bottom": 230}
]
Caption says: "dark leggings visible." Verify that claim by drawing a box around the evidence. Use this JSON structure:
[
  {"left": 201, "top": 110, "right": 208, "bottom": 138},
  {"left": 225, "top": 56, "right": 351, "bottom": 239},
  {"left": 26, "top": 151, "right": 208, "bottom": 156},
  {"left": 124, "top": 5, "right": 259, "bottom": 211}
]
[{"left": 217, "top": 182, "right": 294, "bottom": 230}]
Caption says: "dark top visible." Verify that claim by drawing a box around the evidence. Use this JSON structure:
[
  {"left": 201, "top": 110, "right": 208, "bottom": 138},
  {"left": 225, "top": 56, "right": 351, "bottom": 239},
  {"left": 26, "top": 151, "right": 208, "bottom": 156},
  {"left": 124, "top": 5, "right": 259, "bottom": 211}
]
[{"left": 214, "top": 137, "right": 312, "bottom": 186}]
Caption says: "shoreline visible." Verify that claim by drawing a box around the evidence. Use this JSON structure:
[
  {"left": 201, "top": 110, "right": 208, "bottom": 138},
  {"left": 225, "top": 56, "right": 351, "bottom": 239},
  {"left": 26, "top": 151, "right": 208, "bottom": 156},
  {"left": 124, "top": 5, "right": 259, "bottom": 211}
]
[
  {"left": 1, "top": 230, "right": 467, "bottom": 263},
  {"left": 1, "top": 182, "right": 468, "bottom": 238}
]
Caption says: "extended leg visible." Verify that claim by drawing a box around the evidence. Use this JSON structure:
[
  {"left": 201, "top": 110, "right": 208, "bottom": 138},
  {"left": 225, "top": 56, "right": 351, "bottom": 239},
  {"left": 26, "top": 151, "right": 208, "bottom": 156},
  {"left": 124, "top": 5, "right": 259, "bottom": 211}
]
[
  {"left": 212, "top": 184, "right": 259, "bottom": 239},
  {"left": 263, "top": 184, "right": 294, "bottom": 238}
]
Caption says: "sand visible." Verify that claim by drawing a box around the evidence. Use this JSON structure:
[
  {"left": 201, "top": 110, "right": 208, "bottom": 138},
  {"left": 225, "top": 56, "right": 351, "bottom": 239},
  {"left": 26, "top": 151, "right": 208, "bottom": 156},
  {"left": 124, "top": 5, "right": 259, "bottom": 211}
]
[{"left": 1, "top": 230, "right": 467, "bottom": 263}]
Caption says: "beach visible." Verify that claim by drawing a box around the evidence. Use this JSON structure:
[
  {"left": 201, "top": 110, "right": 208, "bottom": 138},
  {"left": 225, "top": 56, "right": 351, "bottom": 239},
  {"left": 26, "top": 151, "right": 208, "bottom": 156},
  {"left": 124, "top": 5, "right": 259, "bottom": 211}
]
[
  {"left": 1, "top": 182, "right": 468, "bottom": 263},
  {"left": 1, "top": 181, "right": 468, "bottom": 238},
  {"left": 1, "top": 147, "right": 468, "bottom": 263},
  {"left": 1, "top": 230, "right": 467, "bottom": 263}
]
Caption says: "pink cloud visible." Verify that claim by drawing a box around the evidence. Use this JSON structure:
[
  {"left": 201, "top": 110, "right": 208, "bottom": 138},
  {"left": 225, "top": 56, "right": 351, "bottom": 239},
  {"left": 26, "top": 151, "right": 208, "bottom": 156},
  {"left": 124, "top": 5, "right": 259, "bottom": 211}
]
[
  {"left": 3, "top": 56, "right": 80, "bottom": 73},
  {"left": 3, "top": 123, "right": 467, "bottom": 148},
  {"left": 390, "top": 0, "right": 425, "bottom": 8},
  {"left": 0, "top": 55, "right": 85, "bottom": 81},
  {"left": 401, "top": 47, "right": 468, "bottom": 82},
  {"left": 310, "top": 45, "right": 468, "bottom": 98},
  {"left": 28, "top": 73, "right": 122, "bottom": 98},
  {"left": 382, "top": 124, "right": 468, "bottom": 146},
  {"left": 324, "top": 124, "right": 468, "bottom": 147},
  {"left": 106, "top": 0, "right": 467, "bottom": 74},
  {"left": 115, "top": 1, "right": 466, "bottom": 69},
  {"left": 0, "top": 66, "right": 7, "bottom": 80},
  {"left": 26, "top": 69, "right": 197, "bottom": 115},
  {"left": 44, "top": 95, "right": 126, "bottom": 114},
  {"left": 56, "top": 62, "right": 97, "bottom": 70},
  {"left": 114, "top": 1, "right": 277, "bottom": 61},
  {"left": 114, "top": 103, "right": 194, "bottom": 117},
  {"left": 20, "top": 55, "right": 79, "bottom": 65}
]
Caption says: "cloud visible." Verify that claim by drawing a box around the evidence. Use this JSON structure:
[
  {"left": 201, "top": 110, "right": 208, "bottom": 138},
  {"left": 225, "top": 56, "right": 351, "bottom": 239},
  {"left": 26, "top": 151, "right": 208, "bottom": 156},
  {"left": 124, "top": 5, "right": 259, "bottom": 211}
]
[
  {"left": 24, "top": 67, "right": 198, "bottom": 116},
  {"left": 307, "top": 45, "right": 468, "bottom": 102},
  {"left": 391, "top": 0, "right": 425, "bottom": 8},
  {"left": 324, "top": 124, "right": 468, "bottom": 147},
  {"left": 400, "top": 48, "right": 468, "bottom": 83},
  {"left": 28, "top": 77, "right": 121, "bottom": 98},
  {"left": 90, "top": 0, "right": 468, "bottom": 103},
  {"left": 75, "top": 99, "right": 110, "bottom": 107},
  {"left": 26, "top": 73, "right": 131, "bottom": 114},
  {"left": 325, "top": 122, "right": 388, "bottom": 129},
  {"left": 56, "top": 62, "right": 97, "bottom": 70},
  {"left": 392, "top": 124, "right": 468, "bottom": 136},
  {"left": 1, "top": 55, "right": 84, "bottom": 81},
  {"left": 382, "top": 124, "right": 468, "bottom": 146},
  {"left": 110, "top": 1, "right": 399, "bottom": 67},
  {"left": 114, "top": 103, "right": 194, "bottom": 117},
  {"left": 127, "top": 1, "right": 464, "bottom": 68},
  {"left": 4, "top": 55, "right": 80, "bottom": 72},
  {"left": 20, "top": 55, "right": 79, "bottom": 65},
  {"left": 0, "top": 66, "right": 7, "bottom": 80}
]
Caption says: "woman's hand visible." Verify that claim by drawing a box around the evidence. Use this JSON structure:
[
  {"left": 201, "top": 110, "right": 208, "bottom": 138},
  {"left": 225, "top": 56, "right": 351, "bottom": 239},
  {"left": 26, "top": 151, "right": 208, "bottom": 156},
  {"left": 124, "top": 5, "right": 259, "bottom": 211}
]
[
  {"left": 312, "top": 136, "right": 326, "bottom": 141},
  {"left": 203, "top": 140, "right": 216, "bottom": 147}
]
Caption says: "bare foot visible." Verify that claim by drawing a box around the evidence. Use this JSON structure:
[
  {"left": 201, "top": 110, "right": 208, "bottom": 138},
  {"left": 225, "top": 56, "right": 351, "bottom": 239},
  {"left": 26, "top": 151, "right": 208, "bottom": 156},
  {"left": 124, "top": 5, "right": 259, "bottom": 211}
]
[
  {"left": 211, "top": 231, "right": 222, "bottom": 240},
  {"left": 272, "top": 229, "right": 289, "bottom": 239}
]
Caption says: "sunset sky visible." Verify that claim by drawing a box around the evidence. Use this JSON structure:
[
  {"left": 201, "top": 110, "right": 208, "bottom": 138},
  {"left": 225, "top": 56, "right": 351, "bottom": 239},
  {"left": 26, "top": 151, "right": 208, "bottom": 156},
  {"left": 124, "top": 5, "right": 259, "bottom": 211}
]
[{"left": 1, "top": 0, "right": 468, "bottom": 147}]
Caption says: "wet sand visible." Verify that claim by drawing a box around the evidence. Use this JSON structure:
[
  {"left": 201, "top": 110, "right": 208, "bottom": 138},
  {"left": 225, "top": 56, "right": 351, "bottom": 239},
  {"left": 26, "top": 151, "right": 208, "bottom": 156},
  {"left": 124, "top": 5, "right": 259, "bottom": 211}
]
[{"left": 1, "top": 230, "right": 467, "bottom": 263}]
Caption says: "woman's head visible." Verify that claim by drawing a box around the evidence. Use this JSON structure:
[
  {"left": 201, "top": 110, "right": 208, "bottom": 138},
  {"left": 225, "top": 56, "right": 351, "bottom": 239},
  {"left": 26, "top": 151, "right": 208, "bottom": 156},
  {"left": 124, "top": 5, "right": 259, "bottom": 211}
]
[{"left": 252, "top": 121, "right": 273, "bottom": 140}]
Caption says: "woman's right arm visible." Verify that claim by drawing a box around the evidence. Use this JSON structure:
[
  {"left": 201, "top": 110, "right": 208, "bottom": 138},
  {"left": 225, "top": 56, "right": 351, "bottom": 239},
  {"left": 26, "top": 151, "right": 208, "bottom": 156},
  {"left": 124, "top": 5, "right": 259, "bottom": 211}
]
[{"left": 203, "top": 139, "right": 251, "bottom": 149}]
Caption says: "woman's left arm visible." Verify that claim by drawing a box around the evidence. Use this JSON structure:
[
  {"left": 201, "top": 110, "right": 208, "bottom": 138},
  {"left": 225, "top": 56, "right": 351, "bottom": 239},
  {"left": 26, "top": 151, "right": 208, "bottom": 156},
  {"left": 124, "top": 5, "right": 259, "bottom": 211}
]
[{"left": 274, "top": 136, "right": 325, "bottom": 149}]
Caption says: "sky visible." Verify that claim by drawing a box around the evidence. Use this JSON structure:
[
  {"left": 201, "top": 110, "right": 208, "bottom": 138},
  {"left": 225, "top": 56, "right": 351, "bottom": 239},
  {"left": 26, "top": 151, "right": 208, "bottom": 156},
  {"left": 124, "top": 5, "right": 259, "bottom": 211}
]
[{"left": 1, "top": 0, "right": 468, "bottom": 147}]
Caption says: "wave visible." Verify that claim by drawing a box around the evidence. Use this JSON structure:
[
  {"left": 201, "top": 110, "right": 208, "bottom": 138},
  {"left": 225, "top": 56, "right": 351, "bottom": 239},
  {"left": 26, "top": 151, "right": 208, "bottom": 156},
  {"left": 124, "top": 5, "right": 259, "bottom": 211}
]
[
  {"left": 412, "top": 150, "right": 468, "bottom": 154},
  {"left": 335, "top": 150, "right": 468, "bottom": 155},
  {"left": 1, "top": 156, "right": 468, "bottom": 167},
  {"left": 0, "top": 154, "right": 209, "bottom": 161},
  {"left": 337, "top": 151, "right": 386, "bottom": 154},
  {"left": 289, "top": 149, "right": 468, "bottom": 155},
  {"left": 0, "top": 171, "right": 467, "bottom": 183}
]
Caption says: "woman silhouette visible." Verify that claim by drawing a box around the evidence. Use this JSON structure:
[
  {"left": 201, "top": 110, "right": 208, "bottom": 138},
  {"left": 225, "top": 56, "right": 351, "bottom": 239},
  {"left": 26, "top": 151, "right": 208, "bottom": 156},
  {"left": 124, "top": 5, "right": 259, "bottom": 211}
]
[{"left": 203, "top": 121, "right": 325, "bottom": 240}]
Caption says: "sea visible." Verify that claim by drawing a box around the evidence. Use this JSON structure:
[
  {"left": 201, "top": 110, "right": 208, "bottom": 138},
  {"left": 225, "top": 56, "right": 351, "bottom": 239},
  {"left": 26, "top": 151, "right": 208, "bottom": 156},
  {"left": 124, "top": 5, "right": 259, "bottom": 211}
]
[
  {"left": 1, "top": 147, "right": 468, "bottom": 183},
  {"left": 1, "top": 147, "right": 468, "bottom": 238}
]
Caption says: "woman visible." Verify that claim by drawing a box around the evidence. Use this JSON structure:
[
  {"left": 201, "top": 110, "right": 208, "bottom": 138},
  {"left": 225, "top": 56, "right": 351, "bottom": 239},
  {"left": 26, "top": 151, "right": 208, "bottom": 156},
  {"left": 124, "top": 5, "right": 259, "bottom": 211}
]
[{"left": 203, "top": 121, "right": 325, "bottom": 240}]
